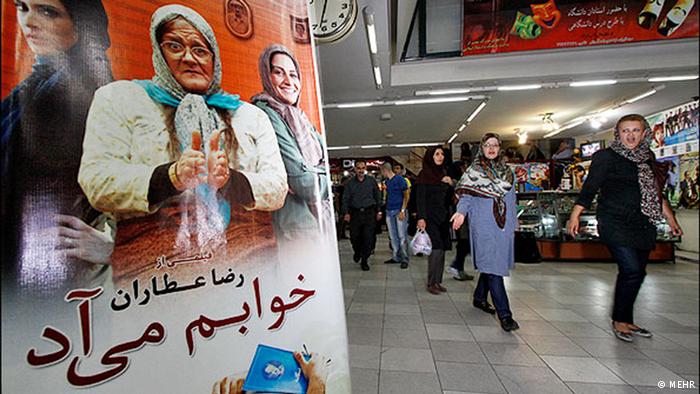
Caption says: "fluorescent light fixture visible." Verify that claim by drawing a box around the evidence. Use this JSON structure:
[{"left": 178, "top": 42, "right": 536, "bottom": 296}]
[
  {"left": 648, "top": 75, "right": 698, "bottom": 82},
  {"left": 543, "top": 119, "right": 585, "bottom": 138},
  {"left": 327, "top": 146, "right": 350, "bottom": 150},
  {"left": 497, "top": 84, "right": 542, "bottom": 91},
  {"left": 466, "top": 101, "right": 487, "bottom": 122},
  {"left": 458, "top": 124, "right": 467, "bottom": 132},
  {"left": 373, "top": 66, "right": 382, "bottom": 87},
  {"left": 366, "top": 23, "right": 377, "bottom": 54},
  {"left": 569, "top": 79, "right": 618, "bottom": 87},
  {"left": 394, "top": 142, "right": 443, "bottom": 148},
  {"left": 590, "top": 118, "right": 602, "bottom": 129},
  {"left": 447, "top": 133, "right": 459, "bottom": 144},
  {"left": 360, "top": 144, "right": 383, "bottom": 149},
  {"left": 415, "top": 88, "right": 471, "bottom": 96},
  {"left": 336, "top": 102, "right": 375, "bottom": 109},
  {"left": 625, "top": 89, "right": 657, "bottom": 104},
  {"left": 394, "top": 96, "right": 475, "bottom": 106}
]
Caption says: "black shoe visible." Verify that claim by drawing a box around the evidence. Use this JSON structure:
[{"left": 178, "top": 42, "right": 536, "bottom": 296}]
[
  {"left": 473, "top": 300, "right": 496, "bottom": 315},
  {"left": 384, "top": 259, "right": 399, "bottom": 264},
  {"left": 400, "top": 262, "right": 409, "bottom": 269},
  {"left": 353, "top": 253, "right": 361, "bottom": 263},
  {"left": 629, "top": 326, "right": 653, "bottom": 338},
  {"left": 500, "top": 317, "right": 520, "bottom": 332},
  {"left": 361, "top": 261, "right": 370, "bottom": 271}
]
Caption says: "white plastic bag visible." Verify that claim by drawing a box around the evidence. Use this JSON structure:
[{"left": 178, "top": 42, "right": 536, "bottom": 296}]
[{"left": 410, "top": 229, "right": 432, "bottom": 256}]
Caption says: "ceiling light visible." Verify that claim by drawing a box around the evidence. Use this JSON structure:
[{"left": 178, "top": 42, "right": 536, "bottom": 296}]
[
  {"left": 360, "top": 144, "right": 383, "bottom": 149},
  {"left": 466, "top": 101, "right": 487, "bottom": 122},
  {"left": 569, "top": 79, "right": 618, "bottom": 87},
  {"left": 458, "top": 124, "right": 466, "bottom": 132},
  {"left": 373, "top": 66, "right": 382, "bottom": 87},
  {"left": 625, "top": 88, "right": 657, "bottom": 104},
  {"left": 394, "top": 142, "right": 443, "bottom": 148},
  {"left": 497, "top": 84, "right": 542, "bottom": 91},
  {"left": 648, "top": 75, "right": 698, "bottom": 82},
  {"left": 516, "top": 129, "right": 528, "bottom": 145},
  {"left": 394, "top": 96, "right": 475, "bottom": 106},
  {"left": 590, "top": 118, "right": 602, "bottom": 129},
  {"left": 543, "top": 119, "right": 585, "bottom": 138},
  {"left": 447, "top": 133, "right": 459, "bottom": 144},
  {"left": 336, "top": 102, "right": 375, "bottom": 109},
  {"left": 365, "top": 20, "right": 378, "bottom": 54},
  {"left": 415, "top": 88, "right": 471, "bottom": 96},
  {"left": 540, "top": 113, "right": 558, "bottom": 132},
  {"left": 327, "top": 146, "right": 350, "bottom": 150}
]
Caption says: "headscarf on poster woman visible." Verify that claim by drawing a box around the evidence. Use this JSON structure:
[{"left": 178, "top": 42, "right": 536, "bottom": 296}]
[
  {"left": 78, "top": 4, "right": 287, "bottom": 254},
  {"left": 251, "top": 44, "right": 332, "bottom": 244},
  {"left": 1, "top": 0, "right": 114, "bottom": 296}
]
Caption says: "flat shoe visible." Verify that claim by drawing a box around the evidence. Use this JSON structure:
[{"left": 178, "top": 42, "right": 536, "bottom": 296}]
[
  {"left": 436, "top": 283, "right": 447, "bottom": 292},
  {"left": 500, "top": 317, "right": 520, "bottom": 332},
  {"left": 612, "top": 328, "right": 634, "bottom": 342},
  {"left": 629, "top": 327, "right": 653, "bottom": 338},
  {"left": 473, "top": 300, "right": 496, "bottom": 315},
  {"left": 427, "top": 284, "right": 440, "bottom": 295}
]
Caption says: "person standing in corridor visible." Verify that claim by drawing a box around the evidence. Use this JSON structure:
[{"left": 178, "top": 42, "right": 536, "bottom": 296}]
[
  {"left": 342, "top": 160, "right": 382, "bottom": 271},
  {"left": 381, "top": 162, "right": 410, "bottom": 269}
]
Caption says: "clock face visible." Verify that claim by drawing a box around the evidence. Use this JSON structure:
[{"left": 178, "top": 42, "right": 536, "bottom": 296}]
[{"left": 309, "top": 0, "right": 358, "bottom": 43}]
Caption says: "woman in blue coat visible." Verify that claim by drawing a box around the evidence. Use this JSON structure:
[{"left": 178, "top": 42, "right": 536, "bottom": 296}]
[{"left": 451, "top": 133, "right": 520, "bottom": 332}]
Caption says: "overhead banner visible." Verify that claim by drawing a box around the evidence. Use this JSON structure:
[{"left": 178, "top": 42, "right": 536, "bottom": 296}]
[
  {"left": 462, "top": 0, "right": 699, "bottom": 56},
  {"left": 1, "top": 1, "right": 350, "bottom": 393}
]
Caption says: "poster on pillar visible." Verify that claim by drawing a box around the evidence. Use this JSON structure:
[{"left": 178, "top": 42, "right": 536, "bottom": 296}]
[
  {"left": 461, "top": 0, "right": 699, "bottom": 56},
  {"left": 1, "top": 0, "right": 350, "bottom": 393}
]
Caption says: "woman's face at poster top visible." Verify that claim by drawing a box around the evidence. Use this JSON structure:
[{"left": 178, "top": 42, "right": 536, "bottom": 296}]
[
  {"left": 15, "top": 0, "right": 78, "bottom": 56},
  {"left": 159, "top": 17, "right": 214, "bottom": 94},
  {"left": 270, "top": 53, "right": 301, "bottom": 105}
]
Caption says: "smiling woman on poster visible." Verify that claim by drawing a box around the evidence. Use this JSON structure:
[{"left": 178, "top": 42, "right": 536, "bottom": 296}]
[
  {"left": 1, "top": 0, "right": 114, "bottom": 296},
  {"left": 252, "top": 44, "right": 331, "bottom": 245},
  {"left": 78, "top": 4, "right": 287, "bottom": 270}
]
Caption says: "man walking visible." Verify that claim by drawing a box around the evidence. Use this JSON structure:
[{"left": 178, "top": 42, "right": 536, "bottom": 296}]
[
  {"left": 381, "top": 163, "right": 410, "bottom": 269},
  {"left": 342, "top": 160, "right": 382, "bottom": 271}
]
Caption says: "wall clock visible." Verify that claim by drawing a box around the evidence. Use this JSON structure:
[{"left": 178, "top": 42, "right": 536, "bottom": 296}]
[{"left": 309, "top": 0, "right": 358, "bottom": 43}]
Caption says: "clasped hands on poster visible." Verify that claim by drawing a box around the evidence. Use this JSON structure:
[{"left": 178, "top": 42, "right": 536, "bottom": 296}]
[{"left": 172, "top": 130, "right": 230, "bottom": 191}]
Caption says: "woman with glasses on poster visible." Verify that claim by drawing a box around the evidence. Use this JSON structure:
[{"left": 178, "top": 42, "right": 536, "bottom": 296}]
[
  {"left": 251, "top": 44, "right": 331, "bottom": 246},
  {"left": 568, "top": 114, "right": 683, "bottom": 342},
  {"left": 78, "top": 5, "right": 287, "bottom": 279},
  {"left": 1, "top": 0, "right": 114, "bottom": 296}
]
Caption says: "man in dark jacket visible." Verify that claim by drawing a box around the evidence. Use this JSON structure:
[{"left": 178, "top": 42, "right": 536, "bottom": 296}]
[{"left": 342, "top": 160, "right": 382, "bottom": 271}]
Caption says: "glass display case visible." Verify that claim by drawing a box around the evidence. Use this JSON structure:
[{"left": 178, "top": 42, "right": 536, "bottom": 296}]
[{"left": 515, "top": 191, "right": 679, "bottom": 261}]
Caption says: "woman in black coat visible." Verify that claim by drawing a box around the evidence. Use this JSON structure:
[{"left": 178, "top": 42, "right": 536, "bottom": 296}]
[{"left": 416, "top": 147, "right": 454, "bottom": 295}]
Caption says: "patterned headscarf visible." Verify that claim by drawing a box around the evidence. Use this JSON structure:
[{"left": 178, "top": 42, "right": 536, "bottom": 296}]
[
  {"left": 251, "top": 44, "right": 324, "bottom": 167},
  {"left": 456, "top": 133, "right": 514, "bottom": 228},
  {"left": 609, "top": 115, "right": 664, "bottom": 223},
  {"left": 136, "top": 4, "right": 241, "bottom": 157}
]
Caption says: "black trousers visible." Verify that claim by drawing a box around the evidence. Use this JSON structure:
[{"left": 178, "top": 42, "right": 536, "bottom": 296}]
[
  {"left": 349, "top": 209, "right": 377, "bottom": 262},
  {"left": 474, "top": 273, "right": 512, "bottom": 320},
  {"left": 450, "top": 239, "right": 471, "bottom": 271},
  {"left": 607, "top": 244, "right": 650, "bottom": 324}
]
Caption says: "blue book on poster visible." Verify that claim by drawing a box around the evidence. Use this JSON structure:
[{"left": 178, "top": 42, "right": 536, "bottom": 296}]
[{"left": 242, "top": 344, "right": 308, "bottom": 393}]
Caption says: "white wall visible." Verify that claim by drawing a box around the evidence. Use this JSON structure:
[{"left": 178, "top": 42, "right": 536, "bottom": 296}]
[{"left": 677, "top": 210, "right": 699, "bottom": 253}]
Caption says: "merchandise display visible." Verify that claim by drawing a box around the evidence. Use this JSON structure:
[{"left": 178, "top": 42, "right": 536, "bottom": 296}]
[{"left": 516, "top": 191, "right": 679, "bottom": 261}]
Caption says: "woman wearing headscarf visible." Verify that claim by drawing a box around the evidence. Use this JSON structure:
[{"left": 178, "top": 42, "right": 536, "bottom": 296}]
[
  {"left": 251, "top": 44, "right": 331, "bottom": 245},
  {"left": 567, "top": 114, "right": 682, "bottom": 342},
  {"left": 451, "top": 133, "right": 520, "bottom": 332},
  {"left": 79, "top": 5, "right": 287, "bottom": 281},
  {"left": 416, "top": 146, "right": 454, "bottom": 295},
  {"left": 1, "top": 0, "right": 114, "bottom": 296}
]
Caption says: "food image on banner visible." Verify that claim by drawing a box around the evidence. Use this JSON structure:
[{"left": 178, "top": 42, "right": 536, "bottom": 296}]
[
  {"left": 1, "top": 1, "right": 350, "bottom": 392},
  {"left": 462, "top": 0, "right": 699, "bottom": 56}
]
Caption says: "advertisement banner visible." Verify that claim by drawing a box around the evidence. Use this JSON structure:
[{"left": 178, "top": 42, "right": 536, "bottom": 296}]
[
  {"left": 1, "top": 1, "right": 350, "bottom": 392},
  {"left": 649, "top": 100, "right": 699, "bottom": 150},
  {"left": 462, "top": 0, "right": 699, "bottom": 56}
]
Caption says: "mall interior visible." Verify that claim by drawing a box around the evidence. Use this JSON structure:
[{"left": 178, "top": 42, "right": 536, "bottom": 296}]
[{"left": 315, "top": 0, "right": 699, "bottom": 393}]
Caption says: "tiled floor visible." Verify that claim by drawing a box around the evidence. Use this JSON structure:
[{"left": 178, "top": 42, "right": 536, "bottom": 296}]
[{"left": 340, "top": 238, "right": 699, "bottom": 394}]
